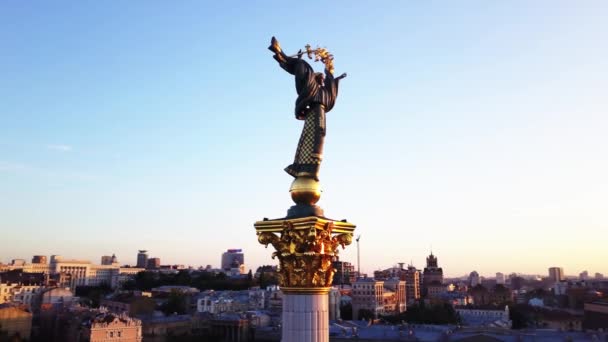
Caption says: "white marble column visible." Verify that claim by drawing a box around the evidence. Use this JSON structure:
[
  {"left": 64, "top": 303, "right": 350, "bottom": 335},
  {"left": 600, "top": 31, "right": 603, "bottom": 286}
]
[{"left": 282, "top": 291, "right": 329, "bottom": 342}]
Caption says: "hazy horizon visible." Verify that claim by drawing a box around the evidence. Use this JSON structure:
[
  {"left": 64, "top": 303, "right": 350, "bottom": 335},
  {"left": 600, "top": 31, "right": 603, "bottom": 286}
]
[{"left": 1, "top": 2, "right": 607, "bottom": 277}]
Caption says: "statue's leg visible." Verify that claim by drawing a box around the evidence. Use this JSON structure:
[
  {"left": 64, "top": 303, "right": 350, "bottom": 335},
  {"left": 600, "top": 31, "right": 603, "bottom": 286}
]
[
  {"left": 309, "top": 106, "right": 326, "bottom": 181},
  {"left": 284, "top": 108, "right": 321, "bottom": 180}
]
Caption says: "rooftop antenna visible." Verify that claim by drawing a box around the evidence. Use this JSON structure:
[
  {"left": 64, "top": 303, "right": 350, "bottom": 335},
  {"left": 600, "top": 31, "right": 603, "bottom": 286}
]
[{"left": 356, "top": 235, "right": 361, "bottom": 277}]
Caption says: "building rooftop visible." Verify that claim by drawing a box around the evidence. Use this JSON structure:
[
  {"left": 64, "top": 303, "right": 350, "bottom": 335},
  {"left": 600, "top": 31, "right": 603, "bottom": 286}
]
[{"left": 0, "top": 270, "right": 45, "bottom": 285}]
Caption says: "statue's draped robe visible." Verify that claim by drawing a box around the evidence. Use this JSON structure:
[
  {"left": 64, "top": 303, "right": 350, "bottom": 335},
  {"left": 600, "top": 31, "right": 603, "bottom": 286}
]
[{"left": 273, "top": 54, "right": 341, "bottom": 180}]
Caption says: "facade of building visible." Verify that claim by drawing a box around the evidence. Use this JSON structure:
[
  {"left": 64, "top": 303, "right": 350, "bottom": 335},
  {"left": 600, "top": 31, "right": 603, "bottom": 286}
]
[
  {"left": 146, "top": 258, "right": 160, "bottom": 270},
  {"left": 426, "top": 282, "right": 446, "bottom": 299},
  {"left": 352, "top": 278, "right": 384, "bottom": 320},
  {"left": 221, "top": 249, "right": 245, "bottom": 275},
  {"left": 496, "top": 272, "right": 505, "bottom": 285},
  {"left": 0, "top": 270, "right": 45, "bottom": 309},
  {"left": 456, "top": 306, "right": 512, "bottom": 328},
  {"left": 469, "top": 271, "right": 480, "bottom": 287},
  {"left": 101, "top": 254, "right": 119, "bottom": 266},
  {"left": 549, "top": 267, "right": 565, "bottom": 283},
  {"left": 351, "top": 278, "right": 406, "bottom": 320},
  {"left": 402, "top": 265, "right": 420, "bottom": 304},
  {"left": 383, "top": 279, "right": 407, "bottom": 313},
  {"left": 332, "top": 260, "right": 355, "bottom": 285},
  {"left": 81, "top": 312, "right": 143, "bottom": 342},
  {"left": 1, "top": 255, "right": 143, "bottom": 291},
  {"left": 136, "top": 250, "right": 148, "bottom": 269},
  {"left": 101, "top": 255, "right": 112, "bottom": 265},
  {"left": 32, "top": 255, "right": 47, "bottom": 264},
  {"left": 140, "top": 314, "right": 193, "bottom": 338},
  {"left": 422, "top": 252, "right": 443, "bottom": 297}
]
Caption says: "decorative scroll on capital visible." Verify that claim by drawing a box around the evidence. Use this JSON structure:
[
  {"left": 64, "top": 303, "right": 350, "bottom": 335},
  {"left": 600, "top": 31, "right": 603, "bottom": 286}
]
[{"left": 256, "top": 219, "right": 353, "bottom": 288}]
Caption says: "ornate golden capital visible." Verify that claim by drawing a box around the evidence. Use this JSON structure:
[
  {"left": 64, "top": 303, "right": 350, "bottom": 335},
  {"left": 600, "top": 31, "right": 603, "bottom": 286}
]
[{"left": 255, "top": 217, "right": 355, "bottom": 289}]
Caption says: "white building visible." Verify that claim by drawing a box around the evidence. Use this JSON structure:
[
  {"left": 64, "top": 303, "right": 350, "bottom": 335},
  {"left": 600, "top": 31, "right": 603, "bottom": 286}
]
[
  {"left": 0, "top": 272, "right": 46, "bottom": 309},
  {"left": 469, "top": 271, "right": 480, "bottom": 287},
  {"left": 456, "top": 306, "right": 512, "bottom": 328},
  {"left": 553, "top": 281, "right": 568, "bottom": 296},
  {"left": 2, "top": 255, "right": 144, "bottom": 291},
  {"left": 495, "top": 272, "right": 505, "bottom": 285}
]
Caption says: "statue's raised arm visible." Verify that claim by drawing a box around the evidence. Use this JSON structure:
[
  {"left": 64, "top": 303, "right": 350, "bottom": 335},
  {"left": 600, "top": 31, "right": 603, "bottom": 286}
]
[{"left": 268, "top": 37, "right": 346, "bottom": 182}]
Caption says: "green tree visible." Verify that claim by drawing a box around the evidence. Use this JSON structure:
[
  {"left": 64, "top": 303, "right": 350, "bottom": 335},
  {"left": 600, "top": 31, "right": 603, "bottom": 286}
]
[
  {"left": 75, "top": 284, "right": 112, "bottom": 308},
  {"left": 161, "top": 290, "right": 189, "bottom": 315},
  {"left": 133, "top": 271, "right": 158, "bottom": 290},
  {"left": 340, "top": 303, "right": 352, "bottom": 320},
  {"left": 357, "top": 308, "right": 374, "bottom": 321}
]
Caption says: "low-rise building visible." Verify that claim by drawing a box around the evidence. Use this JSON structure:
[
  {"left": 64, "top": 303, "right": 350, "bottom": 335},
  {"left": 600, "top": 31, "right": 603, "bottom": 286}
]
[
  {"left": 101, "top": 292, "right": 156, "bottom": 317},
  {"left": 0, "top": 270, "right": 45, "bottom": 309},
  {"left": 80, "top": 312, "right": 143, "bottom": 342},
  {"left": 209, "top": 313, "right": 251, "bottom": 342},
  {"left": 140, "top": 314, "right": 193, "bottom": 338},
  {"left": 197, "top": 289, "right": 267, "bottom": 315},
  {"left": 456, "top": 306, "right": 512, "bottom": 328},
  {"left": 151, "top": 285, "right": 200, "bottom": 296},
  {"left": 2, "top": 255, "right": 144, "bottom": 291}
]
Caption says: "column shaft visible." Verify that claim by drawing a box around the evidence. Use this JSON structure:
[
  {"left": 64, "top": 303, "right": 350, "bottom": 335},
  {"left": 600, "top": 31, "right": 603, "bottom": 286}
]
[{"left": 282, "top": 293, "right": 329, "bottom": 342}]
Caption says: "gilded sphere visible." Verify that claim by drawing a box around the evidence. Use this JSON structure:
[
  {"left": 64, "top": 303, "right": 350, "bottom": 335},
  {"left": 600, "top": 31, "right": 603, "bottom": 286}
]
[{"left": 290, "top": 177, "right": 321, "bottom": 205}]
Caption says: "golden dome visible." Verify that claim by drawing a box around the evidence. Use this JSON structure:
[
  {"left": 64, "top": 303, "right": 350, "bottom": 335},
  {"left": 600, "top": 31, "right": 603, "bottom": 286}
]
[{"left": 289, "top": 177, "right": 321, "bottom": 205}]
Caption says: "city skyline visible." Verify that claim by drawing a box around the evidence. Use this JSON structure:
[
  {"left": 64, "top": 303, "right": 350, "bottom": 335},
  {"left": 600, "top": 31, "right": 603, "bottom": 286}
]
[
  {"left": 1, "top": 2, "right": 607, "bottom": 276},
  {"left": 1, "top": 250, "right": 604, "bottom": 280}
]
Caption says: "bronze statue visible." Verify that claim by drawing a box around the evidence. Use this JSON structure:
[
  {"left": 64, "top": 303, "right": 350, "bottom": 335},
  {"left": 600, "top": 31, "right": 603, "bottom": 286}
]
[{"left": 269, "top": 37, "right": 346, "bottom": 181}]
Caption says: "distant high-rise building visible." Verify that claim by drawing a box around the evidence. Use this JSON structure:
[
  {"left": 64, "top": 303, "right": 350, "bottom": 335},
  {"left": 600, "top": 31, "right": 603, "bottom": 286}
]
[
  {"left": 147, "top": 258, "right": 160, "bottom": 269},
  {"left": 496, "top": 272, "right": 505, "bottom": 285},
  {"left": 422, "top": 252, "right": 443, "bottom": 297},
  {"left": 136, "top": 250, "right": 148, "bottom": 269},
  {"left": 579, "top": 270, "right": 589, "bottom": 281},
  {"left": 595, "top": 273, "right": 604, "bottom": 280},
  {"left": 403, "top": 265, "right": 420, "bottom": 304},
  {"left": 101, "top": 254, "right": 119, "bottom": 266},
  {"left": 221, "top": 249, "right": 245, "bottom": 274},
  {"left": 31, "top": 255, "right": 47, "bottom": 264},
  {"left": 332, "top": 260, "right": 355, "bottom": 285},
  {"left": 469, "top": 271, "right": 480, "bottom": 287},
  {"left": 101, "top": 255, "right": 112, "bottom": 265},
  {"left": 548, "top": 267, "right": 565, "bottom": 283}
]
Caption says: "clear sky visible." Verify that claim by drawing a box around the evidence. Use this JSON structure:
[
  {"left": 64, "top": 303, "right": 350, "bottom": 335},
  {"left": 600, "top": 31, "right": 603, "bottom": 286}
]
[{"left": 1, "top": 1, "right": 607, "bottom": 278}]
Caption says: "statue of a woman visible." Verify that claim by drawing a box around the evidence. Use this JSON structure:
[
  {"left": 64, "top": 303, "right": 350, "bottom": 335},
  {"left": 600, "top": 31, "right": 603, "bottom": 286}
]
[{"left": 269, "top": 37, "right": 346, "bottom": 181}]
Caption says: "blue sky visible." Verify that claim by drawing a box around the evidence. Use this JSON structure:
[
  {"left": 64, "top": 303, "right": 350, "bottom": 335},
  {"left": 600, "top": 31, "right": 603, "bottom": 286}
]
[{"left": 1, "top": 1, "right": 607, "bottom": 277}]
